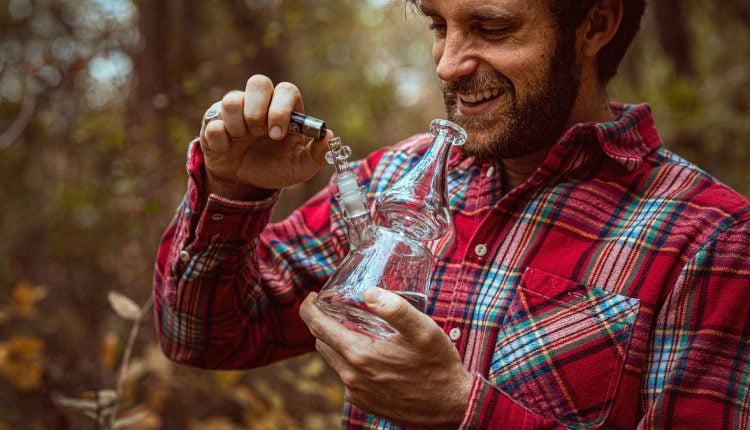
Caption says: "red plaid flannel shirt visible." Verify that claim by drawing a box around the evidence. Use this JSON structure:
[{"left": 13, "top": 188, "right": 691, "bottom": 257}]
[{"left": 154, "top": 103, "right": 750, "bottom": 429}]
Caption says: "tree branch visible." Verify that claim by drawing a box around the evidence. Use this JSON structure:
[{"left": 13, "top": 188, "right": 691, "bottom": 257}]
[{"left": 0, "top": 94, "right": 37, "bottom": 151}]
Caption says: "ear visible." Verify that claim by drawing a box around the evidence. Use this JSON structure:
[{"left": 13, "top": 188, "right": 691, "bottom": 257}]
[{"left": 578, "top": 0, "right": 623, "bottom": 58}]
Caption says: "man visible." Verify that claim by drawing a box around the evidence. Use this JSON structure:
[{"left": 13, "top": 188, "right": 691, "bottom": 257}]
[{"left": 154, "top": 0, "right": 750, "bottom": 428}]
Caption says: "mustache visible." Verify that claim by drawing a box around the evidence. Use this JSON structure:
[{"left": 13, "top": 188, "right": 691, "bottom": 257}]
[{"left": 442, "top": 71, "right": 513, "bottom": 96}]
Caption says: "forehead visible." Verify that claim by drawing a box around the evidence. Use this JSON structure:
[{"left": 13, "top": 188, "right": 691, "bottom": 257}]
[{"left": 416, "top": 0, "right": 547, "bottom": 18}]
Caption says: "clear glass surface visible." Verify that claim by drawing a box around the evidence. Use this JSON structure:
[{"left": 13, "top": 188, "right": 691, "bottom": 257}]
[
  {"left": 315, "top": 119, "right": 467, "bottom": 338},
  {"left": 316, "top": 227, "right": 432, "bottom": 338},
  {"left": 376, "top": 119, "right": 467, "bottom": 241}
]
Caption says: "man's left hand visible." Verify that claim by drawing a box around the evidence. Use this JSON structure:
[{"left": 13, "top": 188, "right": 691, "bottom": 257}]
[{"left": 299, "top": 287, "right": 472, "bottom": 429}]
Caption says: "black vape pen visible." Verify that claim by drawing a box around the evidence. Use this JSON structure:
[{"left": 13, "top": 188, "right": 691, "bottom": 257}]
[{"left": 289, "top": 111, "right": 327, "bottom": 140}]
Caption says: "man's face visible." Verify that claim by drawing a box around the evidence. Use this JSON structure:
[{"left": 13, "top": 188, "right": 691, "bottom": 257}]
[{"left": 419, "top": 0, "right": 581, "bottom": 159}]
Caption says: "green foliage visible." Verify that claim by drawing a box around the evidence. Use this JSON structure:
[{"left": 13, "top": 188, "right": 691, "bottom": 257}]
[{"left": 610, "top": 2, "right": 750, "bottom": 193}]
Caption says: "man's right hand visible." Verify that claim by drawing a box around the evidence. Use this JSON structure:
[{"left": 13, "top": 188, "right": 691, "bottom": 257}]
[{"left": 199, "top": 74, "right": 334, "bottom": 200}]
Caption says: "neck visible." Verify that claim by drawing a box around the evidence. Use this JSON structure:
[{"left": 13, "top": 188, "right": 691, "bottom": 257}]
[
  {"left": 500, "top": 87, "right": 614, "bottom": 191},
  {"left": 568, "top": 71, "right": 615, "bottom": 126},
  {"left": 567, "top": 90, "right": 615, "bottom": 126},
  {"left": 500, "top": 146, "right": 551, "bottom": 192}
]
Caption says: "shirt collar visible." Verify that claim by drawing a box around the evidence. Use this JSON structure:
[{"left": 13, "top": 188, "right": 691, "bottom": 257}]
[{"left": 559, "top": 102, "right": 662, "bottom": 171}]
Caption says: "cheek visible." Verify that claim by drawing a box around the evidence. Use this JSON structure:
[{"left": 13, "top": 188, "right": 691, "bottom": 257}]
[{"left": 489, "top": 49, "right": 549, "bottom": 98}]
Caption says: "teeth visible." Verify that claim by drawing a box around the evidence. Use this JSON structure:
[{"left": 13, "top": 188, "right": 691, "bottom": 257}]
[{"left": 459, "top": 88, "right": 501, "bottom": 104}]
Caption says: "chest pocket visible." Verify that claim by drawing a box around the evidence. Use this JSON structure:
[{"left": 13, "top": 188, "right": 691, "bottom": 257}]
[{"left": 490, "top": 267, "right": 639, "bottom": 429}]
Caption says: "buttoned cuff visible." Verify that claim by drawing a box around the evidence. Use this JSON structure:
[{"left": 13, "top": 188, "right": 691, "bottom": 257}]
[
  {"left": 193, "top": 191, "right": 277, "bottom": 242},
  {"left": 185, "top": 139, "right": 280, "bottom": 245}
]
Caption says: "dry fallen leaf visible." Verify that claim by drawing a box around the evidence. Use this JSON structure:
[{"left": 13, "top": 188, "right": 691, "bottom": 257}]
[
  {"left": 108, "top": 291, "right": 141, "bottom": 321},
  {"left": 100, "top": 331, "right": 121, "bottom": 371}
]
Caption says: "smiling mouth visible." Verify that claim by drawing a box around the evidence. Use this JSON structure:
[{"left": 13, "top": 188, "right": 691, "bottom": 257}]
[{"left": 458, "top": 88, "right": 502, "bottom": 106}]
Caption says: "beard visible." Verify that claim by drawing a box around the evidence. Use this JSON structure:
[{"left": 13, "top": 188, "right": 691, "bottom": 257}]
[{"left": 442, "top": 37, "right": 581, "bottom": 160}]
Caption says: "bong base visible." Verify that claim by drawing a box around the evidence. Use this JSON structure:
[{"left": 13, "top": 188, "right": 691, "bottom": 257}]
[{"left": 316, "top": 296, "right": 396, "bottom": 339}]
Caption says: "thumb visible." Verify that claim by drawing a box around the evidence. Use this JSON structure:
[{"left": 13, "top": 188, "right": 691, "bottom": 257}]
[
  {"left": 364, "top": 287, "right": 428, "bottom": 341},
  {"left": 308, "top": 129, "right": 335, "bottom": 166}
]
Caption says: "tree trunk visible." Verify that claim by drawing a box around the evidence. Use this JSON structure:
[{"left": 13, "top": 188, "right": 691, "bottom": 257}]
[
  {"left": 653, "top": 0, "right": 695, "bottom": 78},
  {"left": 226, "top": 0, "right": 287, "bottom": 80}
]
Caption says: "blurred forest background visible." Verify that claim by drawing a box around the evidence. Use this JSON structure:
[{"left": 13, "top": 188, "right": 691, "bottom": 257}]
[{"left": 0, "top": 0, "right": 748, "bottom": 428}]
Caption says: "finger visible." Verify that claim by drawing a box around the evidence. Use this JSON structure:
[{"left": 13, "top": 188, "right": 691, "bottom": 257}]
[
  {"left": 315, "top": 339, "right": 356, "bottom": 383},
  {"left": 294, "top": 129, "right": 336, "bottom": 178},
  {"left": 244, "top": 74, "right": 274, "bottom": 136},
  {"left": 300, "top": 292, "right": 368, "bottom": 352},
  {"left": 202, "top": 101, "right": 223, "bottom": 130},
  {"left": 203, "top": 119, "right": 231, "bottom": 153},
  {"left": 364, "top": 287, "right": 433, "bottom": 343},
  {"left": 220, "top": 90, "right": 248, "bottom": 138},
  {"left": 268, "top": 128, "right": 336, "bottom": 186},
  {"left": 267, "top": 81, "right": 304, "bottom": 141},
  {"left": 307, "top": 129, "right": 336, "bottom": 166}
]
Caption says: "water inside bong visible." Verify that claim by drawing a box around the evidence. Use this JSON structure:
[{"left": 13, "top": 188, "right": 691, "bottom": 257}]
[{"left": 317, "top": 289, "right": 427, "bottom": 338}]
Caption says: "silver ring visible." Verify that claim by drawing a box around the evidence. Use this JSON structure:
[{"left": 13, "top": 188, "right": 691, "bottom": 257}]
[{"left": 203, "top": 106, "right": 222, "bottom": 127}]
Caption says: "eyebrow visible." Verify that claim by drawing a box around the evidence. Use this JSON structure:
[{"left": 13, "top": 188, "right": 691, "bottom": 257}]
[
  {"left": 468, "top": 7, "right": 519, "bottom": 22},
  {"left": 417, "top": 4, "right": 520, "bottom": 24},
  {"left": 416, "top": 2, "right": 438, "bottom": 17}
]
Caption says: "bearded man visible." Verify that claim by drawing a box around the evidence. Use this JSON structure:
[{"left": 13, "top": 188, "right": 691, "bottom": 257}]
[{"left": 153, "top": 0, "right": 750, "bottom": 428}]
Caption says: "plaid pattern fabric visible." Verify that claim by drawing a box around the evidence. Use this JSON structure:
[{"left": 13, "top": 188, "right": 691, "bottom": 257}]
[
  {"left": 153, "top": 103, "right": 750, "bottom": 429},
  {"left": 492, "top": 268, "right": 640, "bottom": 427}
]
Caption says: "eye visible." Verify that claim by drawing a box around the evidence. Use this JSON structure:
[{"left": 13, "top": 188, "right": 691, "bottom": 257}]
[
  {"left": 428, "top": 20, "right": 447, "bottom": 37},
  {"left": 472, "top": 20, "right": 519, "bottom": 40},
  {"left": 475, "top": 25, "right": 510, "bottom": 39}
]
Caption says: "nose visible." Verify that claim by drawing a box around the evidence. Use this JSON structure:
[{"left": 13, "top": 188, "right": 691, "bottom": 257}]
[{"left": 434, "top": 32, "right": 477, "bottom": 82}]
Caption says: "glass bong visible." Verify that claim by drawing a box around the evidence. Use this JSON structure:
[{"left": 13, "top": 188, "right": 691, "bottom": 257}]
[{"left": 315, "top": 119, "right": 467, "bottom": 338}]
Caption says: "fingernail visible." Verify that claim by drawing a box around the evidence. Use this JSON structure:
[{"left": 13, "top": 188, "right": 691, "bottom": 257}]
[
  {"left": 365, "top": 287, "right": 396, "bottom": 307},
  {"left": 269, "top": 125, "right": 283, "bottom": 139},
  {"left": 251, "top": 126, "right": 265, "bottom": 137},
  {"left": 365, "top": 287, "right": 381, "bottom": 305}
]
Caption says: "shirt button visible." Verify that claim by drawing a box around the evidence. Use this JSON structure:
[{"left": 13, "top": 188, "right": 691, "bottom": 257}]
[
  {"left": 449, "top": 327, "right": 462, "bottom": 341},
  {"left": 179, "top": 250, "right": 190, "bottom": 263},
  {"left": 474, "top": 243, "right": 488, "bottom": 257},
  {"left": 486, "top": 166, "right": 495, "bottom": 177},
  {"left": 211, "top": 213, "right": 224, "bottom": 221}
]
